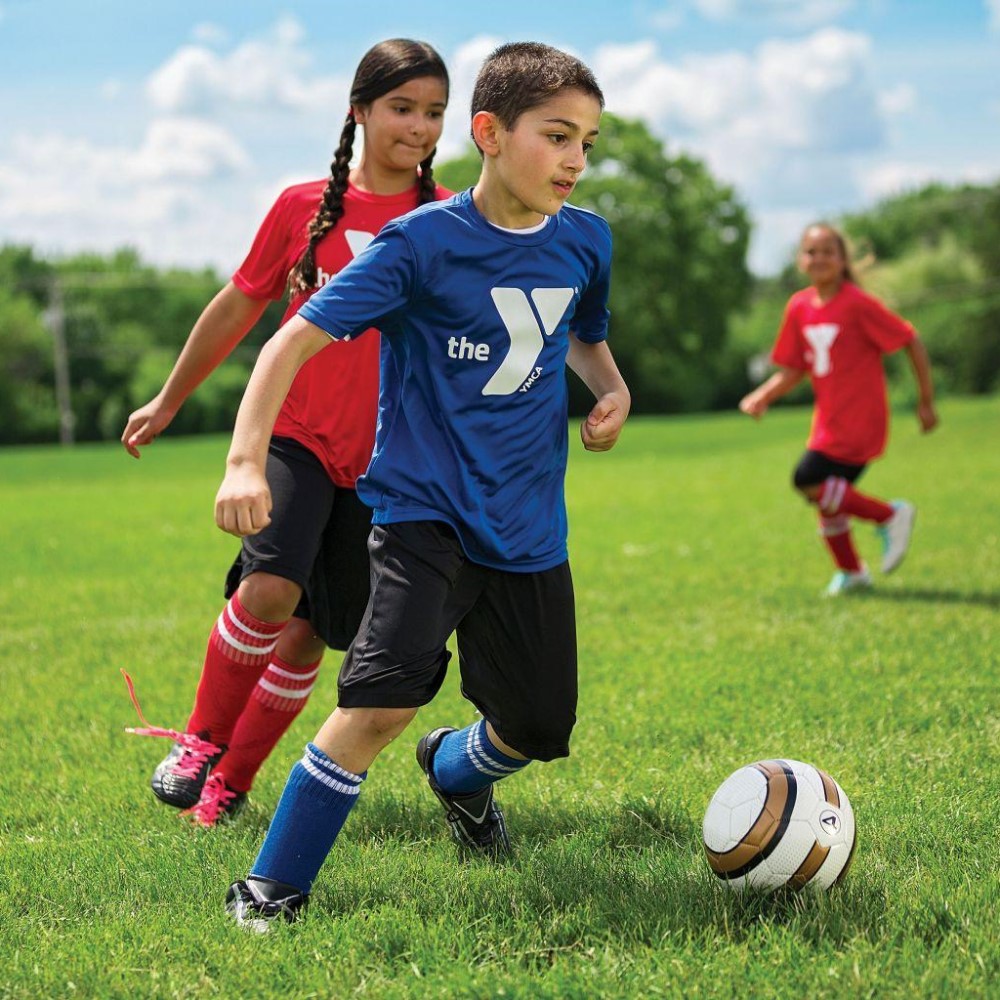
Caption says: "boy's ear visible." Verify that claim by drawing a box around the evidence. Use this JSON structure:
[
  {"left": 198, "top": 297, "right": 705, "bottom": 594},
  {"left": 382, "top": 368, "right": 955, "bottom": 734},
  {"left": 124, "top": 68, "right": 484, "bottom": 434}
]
[{"left": 471, "top": 111, "right": 502, "bottom": 157}]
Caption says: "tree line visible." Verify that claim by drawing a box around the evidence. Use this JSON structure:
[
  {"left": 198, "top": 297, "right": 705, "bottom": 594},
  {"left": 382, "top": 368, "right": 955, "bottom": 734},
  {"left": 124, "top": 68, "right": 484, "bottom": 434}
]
[{"left": 1, "top": 115, "right": 997, "bottom": 446}]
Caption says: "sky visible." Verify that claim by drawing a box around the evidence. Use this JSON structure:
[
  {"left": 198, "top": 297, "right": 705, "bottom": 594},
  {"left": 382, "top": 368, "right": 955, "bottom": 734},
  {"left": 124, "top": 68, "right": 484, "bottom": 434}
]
[{"left": 1, "top": 0, "right": 998, "bottom": 275}]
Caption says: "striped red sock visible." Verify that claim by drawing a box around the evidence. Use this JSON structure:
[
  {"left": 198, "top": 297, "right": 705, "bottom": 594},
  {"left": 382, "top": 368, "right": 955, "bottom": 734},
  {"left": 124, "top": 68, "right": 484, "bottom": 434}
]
[
  {"left": 185, "top": 593, "right": 287, "bottom": 745},
  {"left": 818, "top": 477, "right": 893, "bottom": 523},
  {"left": 215, "top": 655, "right": 322, "bottom": 793},
  {"left": 819, "top": 515, "right": 862, "bottom": 572}
]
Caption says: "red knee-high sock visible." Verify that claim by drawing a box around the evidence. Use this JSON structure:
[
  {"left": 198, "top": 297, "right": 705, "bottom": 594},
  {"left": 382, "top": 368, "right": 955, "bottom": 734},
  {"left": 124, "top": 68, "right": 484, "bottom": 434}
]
[
  {"left": 185, "top": 593, "right": 287, "bottom": 745},
  {"left": 818, "top": 477, "right": 893, "bottom": 523},
  {"left": 818, "top": 514, "right": 862, "bottom": 572},
  {"left": 214, "top": 654, "right": 322, "bottom": 793}
]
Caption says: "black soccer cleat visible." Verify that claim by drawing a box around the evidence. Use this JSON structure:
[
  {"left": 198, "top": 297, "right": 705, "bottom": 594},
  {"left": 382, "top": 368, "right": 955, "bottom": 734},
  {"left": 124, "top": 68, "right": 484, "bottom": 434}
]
[
  {"left": 150, "top": 731, "right": 225, "bottom": 809},
  {"left": 416, "top": 727, "right": 511, "bottom": 857},
  {"left": 225, "top": 876, "right": 308, "bottom": 932}
]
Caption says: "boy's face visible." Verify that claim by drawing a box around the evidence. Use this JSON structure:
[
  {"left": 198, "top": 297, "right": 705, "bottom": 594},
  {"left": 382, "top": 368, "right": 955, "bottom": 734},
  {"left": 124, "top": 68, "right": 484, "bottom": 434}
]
[{"left": 485, "top": 88, "right": 601, "bottom": 220}]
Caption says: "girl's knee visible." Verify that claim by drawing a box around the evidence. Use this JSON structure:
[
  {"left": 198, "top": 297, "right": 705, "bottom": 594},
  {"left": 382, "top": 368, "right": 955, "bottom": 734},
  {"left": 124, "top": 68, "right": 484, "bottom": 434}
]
[{"left": 239, "top": 573, "right": 303, "bottom": 621}]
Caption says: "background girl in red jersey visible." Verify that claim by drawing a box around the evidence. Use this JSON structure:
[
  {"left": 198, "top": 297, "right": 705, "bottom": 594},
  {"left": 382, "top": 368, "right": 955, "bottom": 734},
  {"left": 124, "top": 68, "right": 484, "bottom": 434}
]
[
  {"left": 740, "top": 222, "right": 938, "bottom": 596},
  {"left": 120, "top": 39, "right": 451, "bottom": 823}
]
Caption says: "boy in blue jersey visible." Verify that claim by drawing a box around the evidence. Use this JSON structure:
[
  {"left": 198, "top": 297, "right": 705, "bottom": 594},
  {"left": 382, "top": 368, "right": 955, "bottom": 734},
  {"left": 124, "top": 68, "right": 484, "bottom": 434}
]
[{"left": 215, "top": 41, "right": 630, "bottom": 928}]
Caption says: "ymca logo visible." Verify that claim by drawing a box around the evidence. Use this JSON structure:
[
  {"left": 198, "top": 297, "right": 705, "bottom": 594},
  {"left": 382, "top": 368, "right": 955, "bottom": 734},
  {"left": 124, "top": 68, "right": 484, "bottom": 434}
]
[
  {"left": 315, "top": 230, "right": 375, "bottom": 287},
  {"left": 803, "top": 323, "right": 840, "bottom": 377},
  {"left": 480, "top": 287, "right": 575, "bottom": 396}
]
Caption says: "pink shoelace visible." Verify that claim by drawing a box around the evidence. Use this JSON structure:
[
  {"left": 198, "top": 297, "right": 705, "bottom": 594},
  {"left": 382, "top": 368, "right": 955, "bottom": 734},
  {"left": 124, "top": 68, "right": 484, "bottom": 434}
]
[
  {"left": 182, "top": 772, "right": 237, "bottom": 827},
  {"left": 120, "top": 668, "right": 221, "bottom": 778}
]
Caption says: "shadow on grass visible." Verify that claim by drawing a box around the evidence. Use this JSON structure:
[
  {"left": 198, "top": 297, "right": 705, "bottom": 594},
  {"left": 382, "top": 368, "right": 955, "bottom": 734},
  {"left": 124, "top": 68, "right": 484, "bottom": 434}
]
[
  {"left": 869, "top": 587, "right": 1000, "bottom": 609},
  {"left": 330, "top": 795, "right": 899, "bottom": 949}
]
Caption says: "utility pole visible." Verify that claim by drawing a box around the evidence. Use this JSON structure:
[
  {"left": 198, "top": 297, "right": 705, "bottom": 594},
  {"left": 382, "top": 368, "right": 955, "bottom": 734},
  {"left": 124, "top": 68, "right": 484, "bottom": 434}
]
[{"left": 46, "top": 276, "right": 75, "bottom": 446}]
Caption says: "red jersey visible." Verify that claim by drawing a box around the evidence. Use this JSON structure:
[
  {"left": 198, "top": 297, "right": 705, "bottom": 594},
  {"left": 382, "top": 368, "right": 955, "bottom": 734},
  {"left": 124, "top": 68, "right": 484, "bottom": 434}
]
[
  {"left": 233, "top": 179, "right": 451, "bottom": 487},
  {"left": 771, "top": 281, "right": 915, "bottom": 464}
]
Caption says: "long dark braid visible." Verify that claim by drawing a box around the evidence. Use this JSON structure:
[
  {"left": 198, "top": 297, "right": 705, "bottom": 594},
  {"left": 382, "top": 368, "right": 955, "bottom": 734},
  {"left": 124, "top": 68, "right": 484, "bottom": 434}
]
[
  {"left": 288, "top": 39, "right": 449, "bottom": 293},
  {"left": 417, "top": 151, "right": 438, "bottom": 206},
  {"left": 288, "top": 112, "right": 356, "bottom": 293}
]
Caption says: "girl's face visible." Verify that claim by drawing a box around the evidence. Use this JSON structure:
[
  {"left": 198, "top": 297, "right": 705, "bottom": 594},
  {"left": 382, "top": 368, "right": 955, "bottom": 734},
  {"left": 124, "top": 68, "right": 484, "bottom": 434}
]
[
  {"left": 355, "top": 75, "right": 448, "bottom": 175},
  {"left": 798, "top": 226, "right": 846, "bottom": 287},
  {"left": 480, "top": 87, "right": 602, "bottom": 224}
]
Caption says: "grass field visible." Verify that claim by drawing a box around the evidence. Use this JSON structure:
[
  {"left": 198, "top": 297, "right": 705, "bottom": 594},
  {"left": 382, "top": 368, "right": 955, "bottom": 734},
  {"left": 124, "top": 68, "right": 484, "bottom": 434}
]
[{"left": 1, "top": 397, "right": 997, "bottom": 999}]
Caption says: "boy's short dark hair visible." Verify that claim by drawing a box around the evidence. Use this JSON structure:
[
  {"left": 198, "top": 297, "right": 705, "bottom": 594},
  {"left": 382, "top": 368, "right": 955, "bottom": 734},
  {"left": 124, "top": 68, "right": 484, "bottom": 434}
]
[{"left": 470, "top": 42, "right": 604, "bottom": 147}]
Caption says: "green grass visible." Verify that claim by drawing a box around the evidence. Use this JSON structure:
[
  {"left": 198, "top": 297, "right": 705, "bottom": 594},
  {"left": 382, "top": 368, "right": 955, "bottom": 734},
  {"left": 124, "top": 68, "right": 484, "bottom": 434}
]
[{"left": 1, "top": 398, "right": 997, "bottom": 999}]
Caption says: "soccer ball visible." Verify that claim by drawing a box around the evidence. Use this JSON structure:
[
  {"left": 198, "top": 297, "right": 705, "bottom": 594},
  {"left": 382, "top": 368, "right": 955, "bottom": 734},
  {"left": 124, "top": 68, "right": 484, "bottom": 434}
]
[{"left": 702, "top": 758, "right": 856, "bottom": 891}]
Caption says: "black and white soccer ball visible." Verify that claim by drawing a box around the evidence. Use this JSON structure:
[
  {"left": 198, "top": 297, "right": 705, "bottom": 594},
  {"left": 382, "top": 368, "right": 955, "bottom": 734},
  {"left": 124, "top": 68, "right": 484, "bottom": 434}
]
[{"left": 702, "top": 758, "right": 856, "bottom": 891}]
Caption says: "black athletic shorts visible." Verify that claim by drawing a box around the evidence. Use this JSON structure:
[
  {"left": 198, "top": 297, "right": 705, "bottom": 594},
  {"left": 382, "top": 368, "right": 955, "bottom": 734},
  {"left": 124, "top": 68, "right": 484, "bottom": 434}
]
[
  {"left": 225, "top": 436, "right": 372, "bottom": 650},
  {"left": 792, "top": 449, "right": 867, "bottom": 490},
  {"left": 337, "top": 520, "right": 578, "bottom": 762}
]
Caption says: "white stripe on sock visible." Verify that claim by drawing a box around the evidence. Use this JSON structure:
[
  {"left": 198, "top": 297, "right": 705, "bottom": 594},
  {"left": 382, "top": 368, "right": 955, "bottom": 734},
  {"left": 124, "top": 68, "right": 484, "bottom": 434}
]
[
  {"left": 216, "top": 611, "right": 279, "bottom": 657},
  {"left": 257, "top": 678, "right": 314, "bottom": 700},
  {"left": 305, "top": 746, "right": 364, "bottom": 785},
  {"left": 266, "top": 664, "right": 320, "bottom": 682},
  {"left": 467, "top": 724, "right": 522, "bottom": 776},
  {"left": 224, "top": 599, "right": 284, "bottom": 640},
  {"left": 300, "top": 757, "right": 362, "bottom": 796}
]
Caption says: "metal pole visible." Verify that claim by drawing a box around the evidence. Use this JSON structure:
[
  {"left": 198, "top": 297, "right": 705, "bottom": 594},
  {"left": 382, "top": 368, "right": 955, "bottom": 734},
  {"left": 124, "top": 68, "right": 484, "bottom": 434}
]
[{"left": 47, "top": 277, "right": 75, "bottom": 446}]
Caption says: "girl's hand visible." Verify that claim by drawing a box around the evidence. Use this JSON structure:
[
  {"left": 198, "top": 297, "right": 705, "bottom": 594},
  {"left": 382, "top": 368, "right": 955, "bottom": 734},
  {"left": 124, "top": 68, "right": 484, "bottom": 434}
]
[
  {"left": 581, "top": 391, "right": 628, "bottom": 452},
  {"left": 121, "top": 398, "right": 177, "bottom": 458},
  {"left": 917, "top": 400, "right": 939, "bottom": 433},
  {"left": 739, "top": 391, "right": 768, "bottom": 419},
  {"left": 215, "top": 467, "right": 272, "bottom": 538}
]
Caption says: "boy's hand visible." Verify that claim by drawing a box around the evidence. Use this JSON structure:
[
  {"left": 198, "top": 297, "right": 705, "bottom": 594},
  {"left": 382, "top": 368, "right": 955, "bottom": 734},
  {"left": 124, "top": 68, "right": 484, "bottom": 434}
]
[
  {"left": 215, "top": 466, "right": 272, "bottom": 537},
  {"left": 739, "top": 391, "right": 768, "bottom": 419},
  {"left": 917, "top": 400, "right": 939, "bottom": 433},
  {"left": 581, "top": 391, "right": 628, "bottom": 452}
]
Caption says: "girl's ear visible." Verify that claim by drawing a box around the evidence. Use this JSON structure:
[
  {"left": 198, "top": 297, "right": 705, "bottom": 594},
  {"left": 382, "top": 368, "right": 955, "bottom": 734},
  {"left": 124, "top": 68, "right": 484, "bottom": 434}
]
[
  {"left": 471, "top": 111, "right": 502, "bottom": 157},
  {"left": 352, "top": 105, "right": 366, "bottom": 126}
]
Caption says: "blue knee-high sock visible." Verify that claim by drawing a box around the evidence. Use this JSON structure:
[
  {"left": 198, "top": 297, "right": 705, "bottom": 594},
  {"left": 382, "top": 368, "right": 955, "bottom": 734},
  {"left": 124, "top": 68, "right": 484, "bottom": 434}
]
[
  {"left": 432, "top": 719, "right": 529, "bottom": 794},
  {"left": 250, "top": 743, "right": 365, "bottom": 893}
]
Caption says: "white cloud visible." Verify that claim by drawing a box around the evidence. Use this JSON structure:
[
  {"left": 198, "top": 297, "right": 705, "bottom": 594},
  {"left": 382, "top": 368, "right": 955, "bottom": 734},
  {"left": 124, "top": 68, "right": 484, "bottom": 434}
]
[
  {"left": 878, "top": 83, "right": 916, "bottom": 116},
  {"left": 436, "top": 35, "right": 503, "bottom": 160},
  {"left": 693, "top": 0, "right": 855, "bottom": 27},
  {"left": 595, "top": 28, "right": 885, "bottom": 198},
  {"left": 857, "top": 160, "right": 999, "bottom": 202},
  {"left": 146, "top": 16, "right": 350, "bottom": 118},
  {"left": 192, "top": 22, "right": 229, "bottom": 46},
  {"left": 0, "top": 121, "right": 251, "bottom": 268},
  {"left": 988, "top": 0, "right": 1000, "bottom": 30}
]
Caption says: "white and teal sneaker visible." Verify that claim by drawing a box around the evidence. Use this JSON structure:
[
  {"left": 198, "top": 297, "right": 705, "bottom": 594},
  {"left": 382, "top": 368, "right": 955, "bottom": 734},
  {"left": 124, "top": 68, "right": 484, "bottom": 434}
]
[
  {"left": 877, "top": 500, "right": 916, "bottom": 574},
  {"left": 825, "top": 564, "right": 873, "bottom": 597}
]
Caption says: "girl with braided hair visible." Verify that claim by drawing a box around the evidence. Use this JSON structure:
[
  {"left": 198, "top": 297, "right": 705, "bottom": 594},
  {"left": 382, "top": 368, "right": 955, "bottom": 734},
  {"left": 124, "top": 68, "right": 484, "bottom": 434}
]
[{"left": 121, "top": 39, "right": 451, "bottom": 825}]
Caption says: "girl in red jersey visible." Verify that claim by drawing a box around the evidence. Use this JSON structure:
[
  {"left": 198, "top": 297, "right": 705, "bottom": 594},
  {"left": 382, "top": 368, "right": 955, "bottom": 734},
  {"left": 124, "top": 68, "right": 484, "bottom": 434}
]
[
  {"left": 740, "top": 222, "right": 938, "bottom": 596},
  {"left": 120, "top": 39, "right": 451, "bottom": 823}
]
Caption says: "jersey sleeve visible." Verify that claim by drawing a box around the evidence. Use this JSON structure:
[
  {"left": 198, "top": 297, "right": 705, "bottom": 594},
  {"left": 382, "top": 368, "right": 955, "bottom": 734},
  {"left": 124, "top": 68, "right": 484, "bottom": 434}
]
[
  {"left": 297, "top": 221, "right": 418, "bottom": 341},
  {"left": 770, "top": 298, "right": 808, "bottom": 370},
  {"left": 857, "top": 291, "right": 915, "bottom": 353},
  {"left": 571, "top": 220, "right": 612, "bottom": 343},
  {"left": 232, "top": 190, "right": 302, "bottom": 301}
]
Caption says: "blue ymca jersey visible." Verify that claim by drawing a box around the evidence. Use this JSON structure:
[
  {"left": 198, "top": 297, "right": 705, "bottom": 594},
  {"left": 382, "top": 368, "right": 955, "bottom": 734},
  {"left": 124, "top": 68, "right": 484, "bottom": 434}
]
[{"left": 298, "top": 188, "right": 612, "bottom": 571}]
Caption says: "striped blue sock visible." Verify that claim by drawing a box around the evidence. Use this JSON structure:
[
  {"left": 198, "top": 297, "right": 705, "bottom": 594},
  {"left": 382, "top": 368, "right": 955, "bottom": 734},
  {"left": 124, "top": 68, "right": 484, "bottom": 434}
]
[
  {"left": 432, "top": 719, "right": 530, "bottom": 794},
  {"left": 250, "top": 743, "right": 365, "bottom": 893}
]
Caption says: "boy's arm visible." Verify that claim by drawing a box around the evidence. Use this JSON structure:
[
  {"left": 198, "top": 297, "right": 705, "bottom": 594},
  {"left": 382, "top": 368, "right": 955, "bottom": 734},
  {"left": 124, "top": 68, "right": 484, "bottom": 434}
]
[
  {"left": 739, "top": 367, "right": 805, "bottom": 419},
  {"left": 903, "top": 335, "right": 939, "bottom": 432},
  {"left": 566, "top": 335, "right": 631, "bottom": 452},
  {"left": 122, "top": 282, "right": 269, "bottom": 457},
  {"left": 215, "top": 316, "right": 331, "bottom": 537}
]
